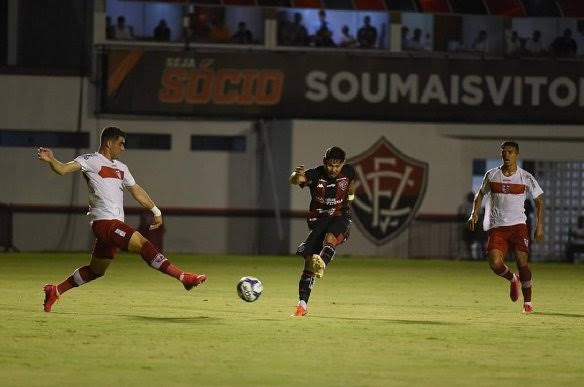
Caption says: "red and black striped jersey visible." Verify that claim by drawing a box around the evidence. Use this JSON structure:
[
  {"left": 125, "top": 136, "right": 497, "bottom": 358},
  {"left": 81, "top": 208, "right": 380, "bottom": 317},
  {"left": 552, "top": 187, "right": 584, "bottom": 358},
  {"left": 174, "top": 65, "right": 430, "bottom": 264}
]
[{"left": 300, "top": 164, "right": 355, "bottom": 221}]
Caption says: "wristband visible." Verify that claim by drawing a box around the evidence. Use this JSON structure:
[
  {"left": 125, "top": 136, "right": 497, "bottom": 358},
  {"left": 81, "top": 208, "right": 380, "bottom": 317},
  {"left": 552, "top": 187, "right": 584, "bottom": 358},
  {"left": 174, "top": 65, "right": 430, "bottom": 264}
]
[{"left": 150, "top": 206, "right": 162, "bottom": 217}]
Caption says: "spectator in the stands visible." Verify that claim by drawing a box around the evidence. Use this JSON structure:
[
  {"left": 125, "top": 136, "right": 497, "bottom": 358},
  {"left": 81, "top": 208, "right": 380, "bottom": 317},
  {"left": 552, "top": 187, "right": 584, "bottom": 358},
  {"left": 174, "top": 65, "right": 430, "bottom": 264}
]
[
  {"left": 292, "top": 12, "right": 310, "bottom": 46},
  {"left": 505, "top": 30, "right": 521, "bottom": 57},
  {"left": 313, "top": 10, "right": 335, "bottom": 47},
  {"left": 551, "top": 28, "right": 577, "bottom": 57},
  {"left": 113, "top": 16, "right": 133, "bottom": 40},
  {"left": 357, "top": 16, "right": 377, "bottom": 49},
  {"left": 232, "top": 21, "right": 253, "bottom": 44},
  {"left": 208, "top": 15, "right": 230, "bottom": 44},
  {"left": 154, "top": 19, "right": 171, "bottom": 42},
  {"left": 339, "top": 25, "right": 357, "bottom": 48},
  {"left": 408, "top": 28, "right": 425, "bottom": 51},
  {"left": 471, "top": 30, "right": 488, "bottom": 53},
  {"left": 105, "top": 16, "right": 114, "bottom": 40},
  {"left": 525, "top": 30, "right": 545, "bottom": 56},
  {"left": 277, "top": 11, "right": 295, "bottom": 46}
]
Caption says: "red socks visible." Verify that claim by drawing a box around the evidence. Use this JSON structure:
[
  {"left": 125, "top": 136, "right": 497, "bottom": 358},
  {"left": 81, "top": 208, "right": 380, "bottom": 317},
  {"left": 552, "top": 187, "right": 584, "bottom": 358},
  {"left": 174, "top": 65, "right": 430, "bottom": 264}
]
[
  {"left": 492, "top": 263, "right": 515, "bottom": 281},
  {"left": 518, "top": 264, "right": 532, "bottom": 302},
  {"left": 140, "top": 241, "right": 182, "bottom": 279},
  {"left": 57, "top": 265, "right": 102, "bottom": 295}
]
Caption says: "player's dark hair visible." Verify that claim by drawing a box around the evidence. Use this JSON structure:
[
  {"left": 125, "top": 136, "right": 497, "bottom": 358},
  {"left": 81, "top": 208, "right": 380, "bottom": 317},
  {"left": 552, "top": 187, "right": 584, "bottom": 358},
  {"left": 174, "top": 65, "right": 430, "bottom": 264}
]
[
  {"left": 500, "top": 141, "right": 519, "bottom": 152},
  {"left": 324, "top": 146, "right": 346, "bottom": 162},
  {"left": 100, "top": 126, "right": 126, "bottom": 147}
]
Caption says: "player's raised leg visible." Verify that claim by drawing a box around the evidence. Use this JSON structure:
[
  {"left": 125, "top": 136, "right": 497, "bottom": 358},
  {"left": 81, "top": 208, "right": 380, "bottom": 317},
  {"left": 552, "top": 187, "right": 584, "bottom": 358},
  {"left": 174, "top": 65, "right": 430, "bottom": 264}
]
[
  {"left": 515, "top": 250, "right": 533, "bottom": 313},
  {"left": 488, "top": 249, "right": 520, "bottom": 302},
  {"left": 43, "top": 255, "right": 111, "bottom": 313},
  {"left": 127, "top": 230, "right": 206, "bottom": 290}
]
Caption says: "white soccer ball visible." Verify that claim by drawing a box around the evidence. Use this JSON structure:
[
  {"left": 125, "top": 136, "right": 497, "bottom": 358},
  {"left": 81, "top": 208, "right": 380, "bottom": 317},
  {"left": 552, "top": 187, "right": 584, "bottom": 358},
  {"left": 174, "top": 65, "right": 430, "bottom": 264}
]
[{"left": 236, "top": 276, "right": 263, "bottom": 302}]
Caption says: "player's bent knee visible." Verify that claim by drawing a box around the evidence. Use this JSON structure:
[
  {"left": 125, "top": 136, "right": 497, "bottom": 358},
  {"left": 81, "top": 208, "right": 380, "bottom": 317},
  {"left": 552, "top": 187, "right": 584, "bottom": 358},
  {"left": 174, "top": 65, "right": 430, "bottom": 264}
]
[{"left": 128, "top": 231, "right": 148, "bottom": 253}]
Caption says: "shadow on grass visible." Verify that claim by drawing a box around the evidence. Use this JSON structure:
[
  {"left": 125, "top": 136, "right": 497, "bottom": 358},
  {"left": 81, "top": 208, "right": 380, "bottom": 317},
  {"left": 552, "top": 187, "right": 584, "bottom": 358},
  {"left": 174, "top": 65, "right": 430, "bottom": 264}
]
[
  {"left": 311, "top": 316, "right": 461, "bottom": 325},
  {"left": 123, "top": 315, "right": 222, "bottom": 323},
  {"left": 533, "top": 312, "right": 584, "bottom": 318}
]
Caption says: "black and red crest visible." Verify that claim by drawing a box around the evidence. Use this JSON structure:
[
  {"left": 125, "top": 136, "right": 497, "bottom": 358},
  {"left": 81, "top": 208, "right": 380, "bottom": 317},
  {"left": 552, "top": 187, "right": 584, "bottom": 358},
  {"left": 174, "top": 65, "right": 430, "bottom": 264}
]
[{"left": 349, "top": 138, "right": 428, "bottom": 245}]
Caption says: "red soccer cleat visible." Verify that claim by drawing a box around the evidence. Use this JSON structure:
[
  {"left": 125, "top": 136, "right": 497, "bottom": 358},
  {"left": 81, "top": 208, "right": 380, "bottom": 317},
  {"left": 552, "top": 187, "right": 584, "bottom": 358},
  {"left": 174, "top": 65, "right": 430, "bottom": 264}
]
[
  {"left": 510, "top": 274, "right": 520, "bottom": 302},
  {"left": 523, "top": 303, "right": 534, "bottom": 314},
  {"left": 43, "top": 284, "right": 59, "bottom": 313},
  {"left": 291, "top": 305, "right": 308, "bottom": 317},
  {"left": 182, "top": 273, "right": 207, "bottom": 290}
]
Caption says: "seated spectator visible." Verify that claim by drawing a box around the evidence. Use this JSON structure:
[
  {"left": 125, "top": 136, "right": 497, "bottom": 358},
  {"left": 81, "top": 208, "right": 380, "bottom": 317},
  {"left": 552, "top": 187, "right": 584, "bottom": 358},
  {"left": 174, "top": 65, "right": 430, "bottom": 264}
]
[
  {"left": 525, "top": 30, "right": 545, "bottom": 56},
  {"left": 339, "top": 25, "right": 357, "bottom": 48},
  {"left": 423, "top": 32, "right": 432, "bottom": 51},
  {"left": 401, "top": 26, "right": 410, "bottom": 50},
  {"left": 208, "top": 17, "right": 230, "bottom": 44},
  {"left": 566, "top": 215, "right": 584, "bottom": 263},
  {"left": 232, "top": 21, "right": 253, "bottom": 44},
  {"left": 407, "top": 28, "right": 425, "bottom": 51},
  {"left": 471, "top": 30, "right": 488, "bottom": 53},
  {"left": 292, "top": 12, "right": 310, "bottom": 46},
  {"left": 113, "top": 16, "right": 133, "bottom": 40},
  {"left": 357, "top": 16, "right": 377, "bottom": 49},
  {"left": 105, "top": 16, "right": 114, "bottom": 40},
  {"left": 551, "top": 28, "right": 577, "bottom": 57},
  {"left": 154, "top": 19, "right": 171, "bottom": 42},
  {"left": 505, "top": 30, "right": 521, "bottom": 57}
]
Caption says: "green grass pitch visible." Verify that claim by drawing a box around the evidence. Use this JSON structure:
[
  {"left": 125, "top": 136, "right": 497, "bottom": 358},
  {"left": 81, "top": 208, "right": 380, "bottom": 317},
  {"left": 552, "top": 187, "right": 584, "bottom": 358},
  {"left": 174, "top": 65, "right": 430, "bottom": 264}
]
[{"left": 1, "top": 253, "right": 584, "bottom": 386}]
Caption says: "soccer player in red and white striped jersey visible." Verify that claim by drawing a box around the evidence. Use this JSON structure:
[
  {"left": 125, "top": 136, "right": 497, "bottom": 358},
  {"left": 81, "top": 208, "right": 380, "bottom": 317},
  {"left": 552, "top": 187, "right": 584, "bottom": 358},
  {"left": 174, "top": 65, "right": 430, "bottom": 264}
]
[
  {"left": 37, "top": 126, "right": 206, "bottom": 312},
  {"left": 468, "top": 141, "right": 544, "bottom": 314}
]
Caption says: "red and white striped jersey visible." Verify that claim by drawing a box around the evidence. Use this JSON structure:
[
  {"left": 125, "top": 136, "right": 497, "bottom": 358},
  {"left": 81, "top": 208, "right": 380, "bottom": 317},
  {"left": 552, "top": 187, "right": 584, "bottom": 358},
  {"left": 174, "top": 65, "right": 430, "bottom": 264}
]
[
  {"left": 480, "top": 166, "right": 543, "bottom": 230},
  {"left": 74, "top": 152, "right": 136, "bottom": 223}
]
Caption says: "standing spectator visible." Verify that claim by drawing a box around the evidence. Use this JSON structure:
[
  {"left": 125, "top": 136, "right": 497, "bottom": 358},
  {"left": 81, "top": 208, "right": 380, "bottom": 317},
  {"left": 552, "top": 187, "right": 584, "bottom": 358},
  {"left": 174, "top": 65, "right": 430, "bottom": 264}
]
[
  {"left": 154, "top": 19, "right": 171, "bottom": 42},
  {"left": 551, "top": 28, "right": 577, "bottom": 57},
  {"left": 339, "top": 25, "right": 356, "bottom": 48},
  {"left": 232, "top": 21, "right": 253, "bottom": 44},
  {"left": 505, "top": 30, "right": 521, "bottom": 57},
  {"left": 290, "top": 12, "right": 310, "bottom": 46},
  {"left": 277, "top": 11, "right": 295, "bottom": 46},
  {"left": 525, "top": 30, "right": 545, "bottom": 56},
  {"left": 357, "top": 16, "right": 377, "bottom": 49},
  {"left": 105, "top": 16, "right": 114, "bottom": 40},
  {"left": 471, "top": 30, "right": 488, "bottom": 54},
  {"left": 113, "top": 16, "right": 133, "bottom": 40},
  {"left": 314, "top": 10, "right": 335, "bottom": 47}
]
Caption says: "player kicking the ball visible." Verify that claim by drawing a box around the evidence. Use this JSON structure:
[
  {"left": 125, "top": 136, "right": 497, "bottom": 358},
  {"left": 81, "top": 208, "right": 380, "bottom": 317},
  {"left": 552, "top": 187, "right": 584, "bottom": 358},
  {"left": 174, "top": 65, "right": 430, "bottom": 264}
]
[
  {"left": 38, "top": 126, "right": 206, "bottom": 312},
  {"left": 468, "top": 141, "right": 544, "bottom": 314},
  {"left": 289, "top": 146, "right": 355, "bottom": 317}
]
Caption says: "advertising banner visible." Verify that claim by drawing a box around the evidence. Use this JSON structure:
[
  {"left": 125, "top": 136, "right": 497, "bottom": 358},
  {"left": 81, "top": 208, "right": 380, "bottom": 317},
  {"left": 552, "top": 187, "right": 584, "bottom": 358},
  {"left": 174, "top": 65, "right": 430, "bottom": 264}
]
[{"left": 101, "top": 48, "right": 584, "bottom": 123}]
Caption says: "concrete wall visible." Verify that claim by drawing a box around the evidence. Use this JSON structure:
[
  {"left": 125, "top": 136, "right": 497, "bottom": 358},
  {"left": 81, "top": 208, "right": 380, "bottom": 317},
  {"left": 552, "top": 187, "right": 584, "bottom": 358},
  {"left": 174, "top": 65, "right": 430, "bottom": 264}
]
[{"left": 2, "top": 74, "right": 584, "bottom": 255}]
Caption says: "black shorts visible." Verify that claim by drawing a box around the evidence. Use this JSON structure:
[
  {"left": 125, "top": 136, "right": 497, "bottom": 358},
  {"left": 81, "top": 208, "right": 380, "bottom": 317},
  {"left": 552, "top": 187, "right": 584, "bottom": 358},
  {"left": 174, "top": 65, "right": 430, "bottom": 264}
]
[{"left": 296, "top": 215, "right": 352, "bottom": 257}]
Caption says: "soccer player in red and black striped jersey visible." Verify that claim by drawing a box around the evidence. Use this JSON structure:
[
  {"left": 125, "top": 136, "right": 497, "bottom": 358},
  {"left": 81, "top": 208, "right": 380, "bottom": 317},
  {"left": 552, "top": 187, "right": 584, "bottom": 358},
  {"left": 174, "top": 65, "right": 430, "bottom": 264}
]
[
  {"left": 37, "top": 126, "right": 206, "bottom": 312},
  {"left": 289, "top": 146, "right": 355, "bottom": 317},
  {"left": 468, "top": 141, "right": 544, "bottom": 314}
]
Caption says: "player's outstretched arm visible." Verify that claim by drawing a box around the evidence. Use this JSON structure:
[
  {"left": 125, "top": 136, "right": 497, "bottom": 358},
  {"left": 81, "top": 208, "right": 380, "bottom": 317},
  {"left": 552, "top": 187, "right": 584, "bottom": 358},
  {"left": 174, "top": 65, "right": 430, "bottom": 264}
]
[
  {"left": 37, "top": 147, "right": 81, "bottom": 176},
  {"left": 467, "top": 191, "right": 483, "bottom": 231},
  {"left": 127, "top": 184, "right": 163, "bottom": 230},
  {"left": 290, "top": 165, "right": 307, "bottom": 185},
  {"left": 534, "top": 195, "right": 545, "bottom": 242}
]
